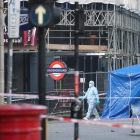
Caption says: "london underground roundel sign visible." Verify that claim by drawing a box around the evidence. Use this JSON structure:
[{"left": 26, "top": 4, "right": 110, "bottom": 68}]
[{"left": 47, "top": 61, "right": 68, "bottom": 80}]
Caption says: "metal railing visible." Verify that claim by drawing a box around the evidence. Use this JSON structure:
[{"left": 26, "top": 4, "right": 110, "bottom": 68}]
[
  {"left": 57, "top": 9, "right": 140, "bottom": 32},
  {"left": 11, "top": 72, "right": 108, "bottom": 116}
]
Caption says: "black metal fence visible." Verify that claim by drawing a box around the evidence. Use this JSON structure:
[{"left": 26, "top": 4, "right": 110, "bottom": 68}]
[{"left": 10, "top": 72, "right": 108, "bottom": 116}]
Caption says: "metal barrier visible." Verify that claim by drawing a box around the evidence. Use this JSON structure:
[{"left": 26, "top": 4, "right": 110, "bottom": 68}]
[
  {"left": 11, "top": 72, "right": 108, "bottom": 116},
  {"left": 47, "top": 71, "right": 108, "bottom": 93},
  {"left": 47, "top": 91, "right": 73, "bottom": 115}
]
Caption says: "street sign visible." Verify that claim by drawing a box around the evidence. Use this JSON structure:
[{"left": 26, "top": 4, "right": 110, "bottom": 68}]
[
  {"left": 8, "top": 0, "right": 20, "bottom": 38},
  {"left": 47, "top": 61, "right": 68, "bottom": 80},
  {"left": 5, "top": 10, "right": 34, "bottom": 31},
  {"left": 47, "top": 68, "right": 68, "bottom": 73},
  {"left": 29, "top": 4, "right": 52, "bottom": 27}
]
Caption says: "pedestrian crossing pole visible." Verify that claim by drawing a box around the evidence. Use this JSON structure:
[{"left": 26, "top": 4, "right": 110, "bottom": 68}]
[
  {"left": 28, "top": 1, "right": 61, "bottom": 140},
  {"left": 73, "top": 2, "right": 84, "bottom": 140},
  {"left": 74, "top": 2, "right": 79, "bottom": 140},
  {"left": 38, "top": 27, "right": 46, "bottom": 140}
]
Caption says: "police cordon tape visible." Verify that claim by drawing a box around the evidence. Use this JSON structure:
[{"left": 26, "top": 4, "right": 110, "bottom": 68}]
[
  {"left": 43, "top": 114, "right": 140, "bottom": 122},
  {"left": 1, "top": 93, "right": 140, "bottom": 100},
  {"left": 2, "top": 93, "right": 140, "bottom": 123},
  {"left": 0, "top": 93, "right": 79, "bottom": 101},
  {"left": 41, "top": 115, "right": 140, "bottom": 130}
]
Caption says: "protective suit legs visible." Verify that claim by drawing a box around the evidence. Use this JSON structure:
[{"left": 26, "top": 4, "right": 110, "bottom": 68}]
[
  {"left": 86, "top": 102, "right": 99, "bottom": 119},
  {"left": 93, "top": 107, "right": 100, "bottom": 119}
]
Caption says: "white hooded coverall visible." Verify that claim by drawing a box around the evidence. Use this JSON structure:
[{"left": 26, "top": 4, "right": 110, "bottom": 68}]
[{"left": 83, "top": 81, "right": 100, "bottom": 119}]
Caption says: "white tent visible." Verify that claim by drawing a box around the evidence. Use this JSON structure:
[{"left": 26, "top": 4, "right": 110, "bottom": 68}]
[{"left": 56, "top": 0, "right": 140, "bottom": 13}]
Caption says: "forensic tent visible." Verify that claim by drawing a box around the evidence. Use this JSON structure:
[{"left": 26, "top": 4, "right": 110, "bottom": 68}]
[{"left": 102, "top": 64, "right": 140, "bottom": 119}]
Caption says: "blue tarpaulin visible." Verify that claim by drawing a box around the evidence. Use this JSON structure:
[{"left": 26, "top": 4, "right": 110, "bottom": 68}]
[{"left": 102, "top": 64, "right": 140, "bottom": 119}]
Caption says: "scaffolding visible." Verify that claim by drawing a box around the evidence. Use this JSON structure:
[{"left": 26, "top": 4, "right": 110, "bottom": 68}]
[
  {"left": 45, "top": 4, "right": 140, "bottom": 71},
  {"left": 3, "top": 1, "right": 140, "bottom": 71}
]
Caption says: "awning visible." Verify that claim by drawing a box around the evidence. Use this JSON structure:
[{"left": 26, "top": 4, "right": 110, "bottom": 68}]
[
  {"left": 10, "top": 0, "right": 140, "bottom": 14},
  {"left": 56, "top": 0, "right": 140, "bottom": 14}
]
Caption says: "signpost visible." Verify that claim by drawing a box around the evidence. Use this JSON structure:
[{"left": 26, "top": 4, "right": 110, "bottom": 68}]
[
  {"left": 29, "top": 4, "right": 52, "bottom": 27},
  {"left": 71, "top": 2, "right": 84, "bottom": 140},
  {"left": 28, "top": 1, "right": 61, "bottom": 140},
  {"left": 74, "top": 3, "right": 80, "bottom": 140},
  {"left": 6, "top": 0, "right": 20, "bottom": 104},
  {"left": 8, "top": 0, "right": 20, "bottom": 38},
  {"left": 47, "top": 61, "right": 68, "bottom": 80},
  {"left": 5, "top": 10, "right": 34, "bottom": 31}
]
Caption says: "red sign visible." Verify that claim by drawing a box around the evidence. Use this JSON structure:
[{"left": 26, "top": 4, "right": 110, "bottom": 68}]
[
  {"left": 74, "top": 75, "right": 79, "bottom": 94},
  {"left": 49, "top": 61, "right": 67, "bottom": 80},
  {"left": 4, "top": 27, "right": 37, "bottom": 46},
  {"left": 23, "top": 27, "right": 37, "bottom": 46}
]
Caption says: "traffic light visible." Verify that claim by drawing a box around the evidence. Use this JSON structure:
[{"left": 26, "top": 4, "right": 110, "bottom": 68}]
[
  {"left": 75, "top": 5, "right": 84, "bottom": 35},
  {"left": 28, "top": 0, "right": 61, "bottom": 28},
  {"left": 78, "top": 9, "right": 84, "bottom": 34}
]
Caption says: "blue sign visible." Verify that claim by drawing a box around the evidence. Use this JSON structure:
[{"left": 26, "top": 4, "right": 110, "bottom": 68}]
[
  {"left": 47, "top": 68, "right": 68, "bottom": 73},
  {"left": 12, "top": 0, "right": 15, "bottom": 13},
  {"left": 5, "top": 10, "right": 34, "bottom": 31},
  {"left": 29, "top": 4, "right": 52, "bottom": 27}
]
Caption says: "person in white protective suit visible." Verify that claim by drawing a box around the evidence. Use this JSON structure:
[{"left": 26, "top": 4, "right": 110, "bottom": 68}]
[{"left": 81, "top": 80, "right": 100, "bottom": 120}]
